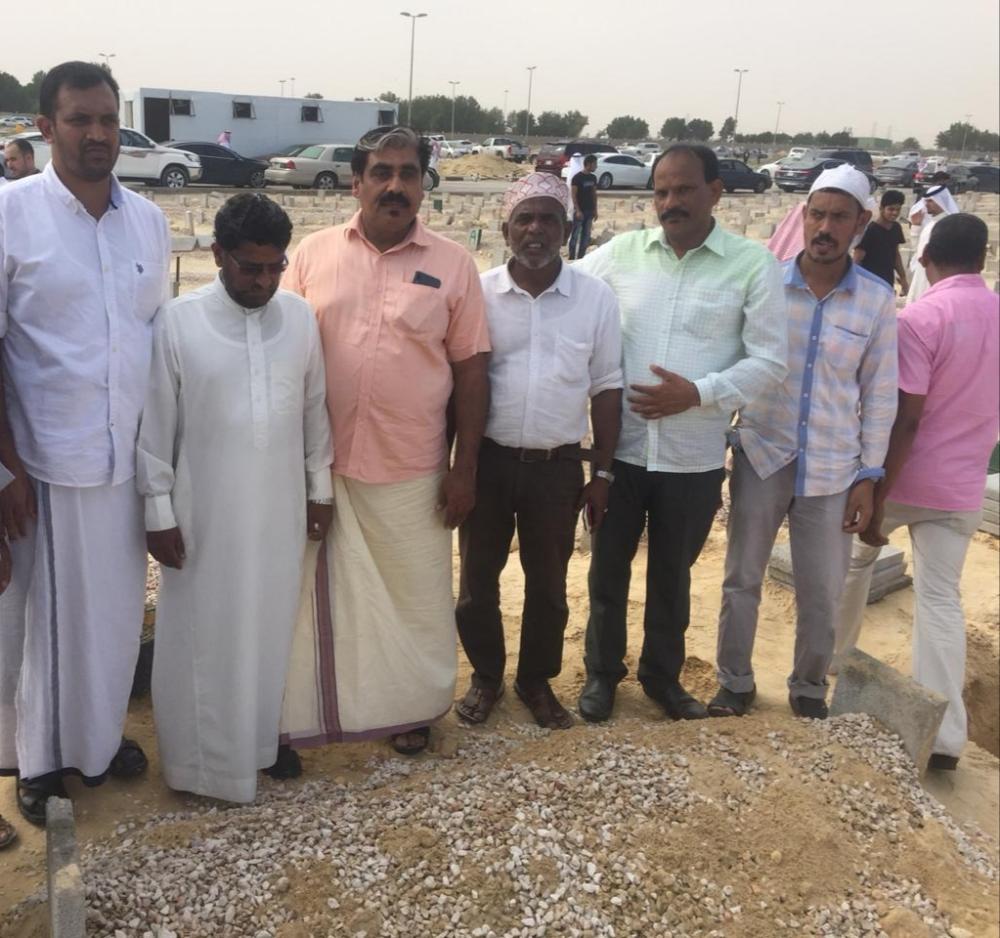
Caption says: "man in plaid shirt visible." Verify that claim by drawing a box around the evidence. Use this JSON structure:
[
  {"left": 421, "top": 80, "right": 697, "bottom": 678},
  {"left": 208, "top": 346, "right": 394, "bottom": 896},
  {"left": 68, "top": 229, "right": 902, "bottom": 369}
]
[{"left": 710, "top": 164, "right": 898, "bottom": 720}]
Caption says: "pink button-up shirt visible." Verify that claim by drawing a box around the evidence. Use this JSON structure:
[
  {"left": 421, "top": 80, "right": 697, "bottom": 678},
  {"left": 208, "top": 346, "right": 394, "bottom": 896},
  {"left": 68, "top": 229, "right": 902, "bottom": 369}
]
[
  {"left": 284, "top": 212, "right": 490, "bottom": 484},
  {"left": 892, "top": 274, "right": 999, "bottom": 511}
]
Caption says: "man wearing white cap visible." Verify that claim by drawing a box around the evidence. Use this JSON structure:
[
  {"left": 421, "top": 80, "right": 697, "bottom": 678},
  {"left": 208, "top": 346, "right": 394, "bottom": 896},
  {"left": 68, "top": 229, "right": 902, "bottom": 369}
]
[
  {"left": 455, "top": 173, "right": 623, "bottom": 728},
  {"left": 709, "top": 163, "right": 898, "bottom": 720},
  {"left": 906, "top": 184, "right": 959, "bottom": 304}
]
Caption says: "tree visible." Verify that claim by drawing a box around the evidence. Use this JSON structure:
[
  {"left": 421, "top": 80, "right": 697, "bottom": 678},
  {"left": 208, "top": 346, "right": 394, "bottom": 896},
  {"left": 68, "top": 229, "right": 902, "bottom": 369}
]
[
  {"left": 378, "top": 91, "right": 400, "bottom": 103},
  {"left": 660, "top": 117, "right": 687, "bottom": 140},
  {"left": 533, "top": 110, "right": 589, "bottom": 138},
  {"left": 899, "top": 136, "right": 921, "bottom": 151},
  {"left": 719, "top": 116, "right": 736, "bottom": 141},
  {"left": 684, "top": 118, "right": 713, "bottom": 141},
  {"left": 828, "top": 131, "right": 855, "bottom": 146},
  {"left": 562, "top": 110, "right": 589, "bottom": 137},
  {"left": 604, "top": 115, "right": 649, "bottom": 140},
  {"left": 507, "top": 109, "right": 536, "bottom": 136},
  {"left": 305, "top": 92, "right": 323, "bottom": 99}
]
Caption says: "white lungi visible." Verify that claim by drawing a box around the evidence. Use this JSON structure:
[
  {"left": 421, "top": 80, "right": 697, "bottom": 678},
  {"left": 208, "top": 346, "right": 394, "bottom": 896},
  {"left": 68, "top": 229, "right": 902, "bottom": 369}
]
[{"left": 0, "top": 478, "right": 146, "bottom": 779}]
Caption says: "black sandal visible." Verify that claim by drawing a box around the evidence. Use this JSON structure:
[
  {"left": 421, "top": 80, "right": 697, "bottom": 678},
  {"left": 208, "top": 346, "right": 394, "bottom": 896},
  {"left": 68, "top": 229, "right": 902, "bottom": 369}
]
[
  {"left": 109, "top": 737, "right": 148, "bottom": 778},
  {"left": 390, "top": 726, "right": 430, "bottom": 756},
  {"left": 263, "top": 744, "right": 302, "bottom": 780},
  {"left": 16, "top": 773, "right": 67, "bottom": 827},
  {"left": 707, "top": 685, "right": 756, "bottom": 717},
  {"left": 0, "top": 814, "right": 17, "bottom": 849}
]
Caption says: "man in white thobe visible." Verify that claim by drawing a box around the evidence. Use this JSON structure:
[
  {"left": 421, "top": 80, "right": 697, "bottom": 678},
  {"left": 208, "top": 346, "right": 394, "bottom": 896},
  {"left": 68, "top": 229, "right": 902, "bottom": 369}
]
[
  {"left": 0, "top": 62, "right": 170, "bottom": 824},
  {"left": 138, "top": 194, "right": 333, "bottom": 803},
  {"left": 906, "top": 184, "right": 958, "bottom": 304}
]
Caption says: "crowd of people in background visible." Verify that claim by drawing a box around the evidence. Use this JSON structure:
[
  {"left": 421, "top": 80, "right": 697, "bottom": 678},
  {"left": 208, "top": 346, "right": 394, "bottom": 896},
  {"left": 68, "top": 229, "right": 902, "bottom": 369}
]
[{"left": 0, "top": 59, "right": 996, "bottom": 852}]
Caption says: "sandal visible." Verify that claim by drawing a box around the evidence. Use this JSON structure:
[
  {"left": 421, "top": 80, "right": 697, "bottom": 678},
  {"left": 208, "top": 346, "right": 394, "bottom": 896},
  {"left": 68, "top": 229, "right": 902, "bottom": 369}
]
[
  {"left": 0, "top": 814, "right": 17, "bottom": 849},
  {"left": 263, "top": 744, "right": 302, "bottom": 780},
  {"left": 390, "top": 726, "right": 430, "bottom": 756},
  {"left": 456, "top": 683, "right": 505, "bottom": 725},
  {"left": 707, "top": 685, "right": 756, "bottom": 718},
  {"left": 17, "top": 773, "right": 68, "bottom": 828},
  {"left": 109, "top": 737, "right": 148, "bottom": 778}
]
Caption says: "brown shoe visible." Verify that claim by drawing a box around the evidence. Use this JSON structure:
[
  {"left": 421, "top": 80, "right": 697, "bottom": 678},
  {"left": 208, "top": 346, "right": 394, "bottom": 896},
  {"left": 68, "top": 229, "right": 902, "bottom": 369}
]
[
  {"left": 456, "top": 682, "right": 505, "bottom": 724},
  {"left": 514, "top": 680, "right": 574, "bottom": 730}
]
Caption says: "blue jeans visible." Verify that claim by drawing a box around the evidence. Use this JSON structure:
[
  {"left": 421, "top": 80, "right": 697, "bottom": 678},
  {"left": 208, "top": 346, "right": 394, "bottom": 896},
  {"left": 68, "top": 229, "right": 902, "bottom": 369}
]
[{"left": 568, "top": 213, "right": 594, "bottom": 259}]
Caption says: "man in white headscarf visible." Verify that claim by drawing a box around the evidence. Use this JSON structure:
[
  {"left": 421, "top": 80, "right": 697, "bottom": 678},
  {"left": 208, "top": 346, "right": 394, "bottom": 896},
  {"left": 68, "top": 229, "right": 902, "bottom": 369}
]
[
  {"left": 563, "top": 151, "right": 585, "bottom": 219},
  {"left": 906, "top": 184, "right": 959, "bottom": 304}
]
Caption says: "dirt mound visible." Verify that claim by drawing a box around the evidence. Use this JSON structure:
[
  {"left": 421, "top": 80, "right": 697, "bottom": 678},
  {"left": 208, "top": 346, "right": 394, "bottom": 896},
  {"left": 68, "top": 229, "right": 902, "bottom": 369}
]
[
  {"left": 965, "top": 629, "right": 1000, "bottom": 756},
  {"left": 441, "top": 153, "right": 533, "bottom": 180}
]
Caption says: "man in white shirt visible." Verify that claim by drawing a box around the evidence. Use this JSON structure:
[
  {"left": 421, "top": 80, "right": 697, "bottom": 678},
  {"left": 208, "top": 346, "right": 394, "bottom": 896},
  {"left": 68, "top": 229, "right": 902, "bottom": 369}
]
[
  {"left": 455, "top": 173, "right": 623, "bottom": 728},
  {"left": 574, "top": 144, "right": 787, "bottom": 723},
  {"left": 0, "top": 62, "right": 171, "bottom": 824},
  {"left": 137, "top": 193, "right": 333, "bottom": 803}
]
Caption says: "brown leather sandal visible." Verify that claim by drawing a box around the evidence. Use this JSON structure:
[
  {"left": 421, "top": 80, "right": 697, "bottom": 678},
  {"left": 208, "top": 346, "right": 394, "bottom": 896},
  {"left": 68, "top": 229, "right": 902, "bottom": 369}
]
[{"left": 455, "top": 683, "right": 505, "bottom": 724}]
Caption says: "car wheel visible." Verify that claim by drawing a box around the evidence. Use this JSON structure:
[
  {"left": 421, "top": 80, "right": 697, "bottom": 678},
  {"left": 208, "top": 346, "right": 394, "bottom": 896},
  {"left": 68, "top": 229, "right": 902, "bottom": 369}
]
[
  {"left": 725, "top": 186, "right": 734, "bottom": 193},
  {"left": 778, "top": 185, "right": 793, "bottom": 192},
  {"left": 314, "top": 172, "right": 338, "bottom": 190},
  {"left": 422, "top": 168, "right": 439, "bottom": 191},
  {"left": 248, "top": 170, "right": 266, "bottom": 188},
  {"left": 160, "top": 165, "right": 189, "bottom": 188},
  {"left": 754, "top": 179, "right": 768, "bottom": 193},
  {"left": 597, "top": 173, "right": 613, "bottom": 190},
  {"left": 760, "top": 169, "right": 770, "bottom": 178}
]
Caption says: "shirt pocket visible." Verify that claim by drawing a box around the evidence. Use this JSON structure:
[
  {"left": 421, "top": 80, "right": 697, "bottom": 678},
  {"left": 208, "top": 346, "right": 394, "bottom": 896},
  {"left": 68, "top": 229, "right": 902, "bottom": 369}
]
[
  {"left": 392, "top": 282, "right": 446, "bottom": 340},
  {"left": 553, "top": 332, "right": 591, "bottom": 386},
  {"left": 131, "top": 260, "right": 167, "bottom": 323},
  {"left": 681, "top": 288, "right": 744, "bottom": 341},
  {"left": 820, "top": 324, "right": 868, "bottom": 374}
]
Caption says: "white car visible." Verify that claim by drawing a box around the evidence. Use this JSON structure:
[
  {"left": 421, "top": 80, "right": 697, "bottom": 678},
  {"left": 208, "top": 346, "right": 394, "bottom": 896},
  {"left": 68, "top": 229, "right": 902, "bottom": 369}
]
[
  {"left": 758, "top": 156, "right": 792, "bottom": 180},
  {"left": 440, "top": 140, "right": 474, "bottom": 158},
  {"left": 619, "top": 141, "right": 662, "bottom": 158},
  {"left": 12, "top": 128, "right": 202, "bottom": 187},
  {"left": 1, "top": 115, "right": 34, "bottom": 127},
  {"left": 562, "top": 153, "right": 652, "bottom": 190}
]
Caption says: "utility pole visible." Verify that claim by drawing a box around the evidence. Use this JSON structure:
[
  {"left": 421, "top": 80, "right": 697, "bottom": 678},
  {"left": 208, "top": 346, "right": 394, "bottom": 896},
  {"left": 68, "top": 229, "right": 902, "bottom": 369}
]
[
  {"left": 401, "top": 12, "right": 428, "bottom": 125},
  {"left": 279, "top": 79, "right": 286, "bottom": 97},
  {"left": 772, "top": 100, "right": 785, "bottom": 148},
  {"left": 960, "top": 113, "right": 973, "bottom": 160},
  {"left": 525, "top": 66, "right": 536, "bottom": 140},
  {"left": 449, "top": 81, "right": 460, "bottom": 136},
  {"left": 98, "top": 52, "right": 116, "bottom": 71},
  {"left": 732, "top": 67, "right": 749, "bottom": 137}
]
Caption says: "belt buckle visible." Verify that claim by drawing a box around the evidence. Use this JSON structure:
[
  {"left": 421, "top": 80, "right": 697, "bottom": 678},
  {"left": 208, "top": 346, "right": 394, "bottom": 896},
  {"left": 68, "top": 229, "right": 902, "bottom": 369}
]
[{"left": 519, "top": 447, "right": 551, "bottom": 463}]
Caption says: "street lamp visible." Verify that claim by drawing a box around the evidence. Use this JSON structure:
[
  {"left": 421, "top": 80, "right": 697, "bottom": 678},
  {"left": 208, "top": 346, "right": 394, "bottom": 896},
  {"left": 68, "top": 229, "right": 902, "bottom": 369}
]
[
  {"left": 732, "top": 67, "right": 749, "bottom": 138},
  {"left": 289, "top": 77, "right": 296, "bottom": 98},
  {"left": 772, "top": 100, "right": 785, "bottom": 149},
  {"left": 525, "top": 66, "right": 536, "bottom": 139},
  {"left": 503, "top": 89, "right": 509, "bottom": 129},
  {"left": 98, "top": 52, "right": 115, "bottom": 70},
  {"left": 449, "top": 81, "right": 461, "bottom": 136},
  {"left": 279, "top": 79, "right": 286, "bottom": 97},
  {"left": 401, "top": 12, "right": 428, "bottom": 125},
  {"left": 960, "top": 112, "right": 973, "bottom": 160}
]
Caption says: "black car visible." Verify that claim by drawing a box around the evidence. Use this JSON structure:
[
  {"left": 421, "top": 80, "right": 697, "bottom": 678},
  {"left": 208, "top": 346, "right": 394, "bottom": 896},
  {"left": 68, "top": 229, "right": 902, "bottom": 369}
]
[
  {"left": 717, "top": 158, "right": 771, "bottom": 193},
  {"left": 170, "top": 142, "right": 268, "bottom": 188},
  {"left": 875, "top": 159, "right": 919, "bottom": 188},
  {"left": 965, "top": 164, "right": 998, "bottom": 193},
  {"left": 775, "top": 156, "right": 877, "bottom": 193},
  {"left": 813, "top": 147, "right": 874, "bottom": 172}
]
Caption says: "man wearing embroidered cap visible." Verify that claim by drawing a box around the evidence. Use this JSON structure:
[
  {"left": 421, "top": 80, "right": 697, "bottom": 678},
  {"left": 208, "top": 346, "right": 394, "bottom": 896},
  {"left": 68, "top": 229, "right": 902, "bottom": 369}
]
[
  {"left": 455, "top": 173, "right": 623, "bottom": 728},
  {"left": 906, "top": 184, "right": 959, "bottom": 304},
  {"left": 709, "top": 162, "right": 898, "bottom": 720}
]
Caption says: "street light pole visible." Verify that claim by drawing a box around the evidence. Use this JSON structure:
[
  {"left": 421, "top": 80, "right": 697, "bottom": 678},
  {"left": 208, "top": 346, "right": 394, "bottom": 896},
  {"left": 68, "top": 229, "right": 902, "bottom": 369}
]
[
  {"left": 98, "top": 52, "right": 116, "bottom": 70},
  {"left": 290, "top": 77, "right": 296, "bottom": 98},
  {"left": 772, "top": 100, "right": 784, "bottom": 148},
  {"left": 525, "top": 66, "right": 536, "bottom": 139},
  {"left": 503, "top": 89, "right": 509, "bottom": 129},
  {"left": 449, "top": 81, "right": 460, "bottom": 136},
  {"left": 279, "top": 80, "right": 286, "bottom": 97},
  {"left": 960, "top": 112, "right": 973, "bottom": 160},
  {"left": 401, "top": 12, "right": 428, "bottom": 125},
  {"left": 732, "top": 67, "right": 749, "bottom": 138}
]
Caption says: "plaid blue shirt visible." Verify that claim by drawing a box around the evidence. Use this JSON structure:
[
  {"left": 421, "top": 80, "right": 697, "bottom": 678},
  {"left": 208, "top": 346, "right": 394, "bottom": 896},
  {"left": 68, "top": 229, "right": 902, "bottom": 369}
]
[{"left": 736, "top": 257, "right": 898, "bottom": 497}]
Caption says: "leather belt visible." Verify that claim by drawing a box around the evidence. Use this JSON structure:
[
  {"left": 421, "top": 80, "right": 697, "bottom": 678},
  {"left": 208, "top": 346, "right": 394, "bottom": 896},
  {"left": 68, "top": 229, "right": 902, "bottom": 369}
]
[{"left": 484, "top": 438, "right": 594, "bottom": 463}]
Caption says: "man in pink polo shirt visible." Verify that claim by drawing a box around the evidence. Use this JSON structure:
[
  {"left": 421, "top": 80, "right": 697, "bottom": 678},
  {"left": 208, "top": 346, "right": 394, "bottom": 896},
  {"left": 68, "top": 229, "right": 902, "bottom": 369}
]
[
  {"left": 834, "top": 213, "right": 999, "bottom": 771},
  {"left": 281, "top": 126, "right": 490, "bottom": 756}
]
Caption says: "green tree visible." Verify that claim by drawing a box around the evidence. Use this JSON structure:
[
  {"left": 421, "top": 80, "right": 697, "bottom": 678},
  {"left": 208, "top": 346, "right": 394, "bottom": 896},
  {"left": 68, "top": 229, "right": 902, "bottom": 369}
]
[
  {"left": 535, "top": 111, "right": 568, "bottom": 136},
  {"left": 685, "top": 118, "right": 713, "bottom": 141},
  {"left": 719, "top": 116, "right": 736, "bottom": 141},
  {"left": 378, "top": 91, "right": 400, "bottom": 103},
  {"left": 305, "top": 92, "right": 323, "bottom": 99},
  {"left": 660, "top": 117, "right": 687, "bottom": 140},
  {"left": 791, "top": 132, "right": 814, "bottom": 145},
  {"left": 562, "top": 110, "right": 589, "bottom": 137},
  {"left": 899, "top": 136, "right": 921, "bottom": 151},
  {"left": 604, "top": 115, "right": 649, "bottom": 140},
  {"left": 508, "top": 109, "right": 536, "bottom": 136}
]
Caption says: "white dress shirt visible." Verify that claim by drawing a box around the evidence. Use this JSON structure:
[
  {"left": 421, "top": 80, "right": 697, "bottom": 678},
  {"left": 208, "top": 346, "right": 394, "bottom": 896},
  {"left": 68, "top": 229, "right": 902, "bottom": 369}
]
[
  {"left": 481, "top": 262, "right": 623, "bottom": 449},
  {"left": 0, "top": 162, "right": 171, "bottom": 487}
]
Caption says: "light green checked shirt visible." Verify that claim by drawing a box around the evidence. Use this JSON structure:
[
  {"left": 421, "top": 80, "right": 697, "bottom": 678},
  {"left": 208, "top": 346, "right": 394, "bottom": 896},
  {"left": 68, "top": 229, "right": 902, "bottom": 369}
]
[{"left": 575, "top": 221, "right": 787, "bottom": 472}]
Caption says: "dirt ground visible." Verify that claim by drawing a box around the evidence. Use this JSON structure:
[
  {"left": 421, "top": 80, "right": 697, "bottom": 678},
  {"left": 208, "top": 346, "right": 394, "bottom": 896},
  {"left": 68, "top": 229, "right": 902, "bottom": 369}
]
[{"left": 0, "top": 519, "right": 997, "bottom": 935}]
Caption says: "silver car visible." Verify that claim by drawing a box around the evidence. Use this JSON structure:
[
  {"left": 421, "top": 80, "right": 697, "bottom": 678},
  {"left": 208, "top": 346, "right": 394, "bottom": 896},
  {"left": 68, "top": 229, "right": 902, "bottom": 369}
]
[{"left": 264, "top": 143, "right": 354, "bottom": 189}]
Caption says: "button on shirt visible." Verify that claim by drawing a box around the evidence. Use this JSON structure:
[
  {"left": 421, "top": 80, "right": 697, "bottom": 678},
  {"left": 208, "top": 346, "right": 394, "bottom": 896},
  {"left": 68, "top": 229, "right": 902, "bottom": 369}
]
[
  {"left": 283, "top": 212, "right": 490, "bottom": 484},
  {"left": 575, "top": 222, "right": 787, "bottom": 472},
  {"left": 481, "top": 262, "right": 623, "bottom": 449},
  {"left": 738, "top": 259, "right": 898, "bottom": 497},
  {"left": 0, "top": 162, "right": 171, "bottom": 486}
]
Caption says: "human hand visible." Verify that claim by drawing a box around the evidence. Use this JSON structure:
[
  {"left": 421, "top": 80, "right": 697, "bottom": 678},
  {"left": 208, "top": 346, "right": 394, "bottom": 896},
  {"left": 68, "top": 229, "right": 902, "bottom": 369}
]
[
  {"left": 576, "top": 478, "right": 610, "bottom": 533},
  {"left": 843, "top": 480, "right": 875, "bottom": 535},
  {"left": 437, "top": 467, "right": 476, "bottom": 529},
  {"left": 0, "top": 468, "right": 36, "bottom": 540},
  {"left": 628, "top": 365, "right": 700, "bottom": 419},
  {"left": 858, "top": 497, "right": 889, "bottom": 547},
  {"left": 147, "top": 527, "right": 186, "bottom": 569},
  {"left": 0, "top": 539, "right": 11, "bottom": 594}
]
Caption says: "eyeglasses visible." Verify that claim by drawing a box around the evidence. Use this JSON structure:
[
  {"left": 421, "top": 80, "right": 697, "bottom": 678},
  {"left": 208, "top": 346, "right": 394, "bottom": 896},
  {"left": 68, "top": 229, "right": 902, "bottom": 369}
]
[{"left": 226, "top": 252, "right": 288, "bottom": 277}]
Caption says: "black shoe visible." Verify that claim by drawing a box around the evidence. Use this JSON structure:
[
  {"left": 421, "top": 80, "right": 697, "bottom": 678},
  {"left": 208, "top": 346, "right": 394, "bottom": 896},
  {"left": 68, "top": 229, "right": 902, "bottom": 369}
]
[
  {"left": 108, "top": 737, "right": 148, "bottom": 778},
  {"left": 646, "top": 682, "right": 709, "bottom": 720},
  {"left": 16, "top": 773, "right": 68, "bottom": 828},
  {"left": 927, "top": 753, "right": 959, "bottom": 771},
  {"left": 263, "top": 744, "right": 302, "bottom": 780},
  {"left": 707, "top": 685, "right": 756, "bottom": 718},
  {"left": 789, "top": 694, "right": 828, "bottom": 720},
  {"left": 577, "top": 674, "right": 616, "bottom": 723}
]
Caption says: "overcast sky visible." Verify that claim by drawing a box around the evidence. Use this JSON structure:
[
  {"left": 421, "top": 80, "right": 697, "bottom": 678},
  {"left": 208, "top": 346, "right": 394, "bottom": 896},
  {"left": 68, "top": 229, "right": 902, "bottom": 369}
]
[{"left": 7, "top": 0, "right": 999, "bottom": 146}]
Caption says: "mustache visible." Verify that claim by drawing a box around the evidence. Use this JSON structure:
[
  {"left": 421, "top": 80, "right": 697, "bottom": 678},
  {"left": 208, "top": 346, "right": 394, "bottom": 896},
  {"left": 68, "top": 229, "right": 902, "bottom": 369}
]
[
  {"left": 378, "top": 193, "right": 410, "bottom": 208},
  {"left": 811, "top": 234, "right": 836, "bottom": 246},
  {"left": 659, "top": 209, "right": 689, "bottom": 222}
]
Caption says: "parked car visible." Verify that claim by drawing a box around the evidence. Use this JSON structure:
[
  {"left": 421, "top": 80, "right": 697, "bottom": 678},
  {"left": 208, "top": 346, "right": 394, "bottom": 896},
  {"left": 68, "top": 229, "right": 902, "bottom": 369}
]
[
  {"left": 1, "top": 115, "right": 33, "bottom": 127},
  {"left": 620, "top": 141, "right": 662, "bottom": 158},
  {"left": 775, "top": 149, "right": 875, "bottom": 193},
  {"left": 11, "top": 128, "right": 202, "bottom": 187},
  {"left": 937, "top": 165, "right": 979, "bottom": 194},
  {"left": 896, "top": 150, "right": 921, "bottom": 160},
  {"left": 252, "top": 143, "right": 314, "bottom": 162},
  {"left": 786, "top": 146, "right": 811, "bottom": 161},
  {"left": 758, "top": 156, "right": 795, "bottom": 180},
  {"left": 562, "top": 153, "right": 651, "bottom": 190},
  {"left": 965, "top": 163, "right": 1000, "bottom": 193},
  {"left": 440, "top": 140, "right": 474, "bottom": 158},
  {"left": 813, "top": 148, "right": 873, "bottom": 172},
  {"left": 479, "top": 137, "right": 530, "bottom": 162},
  {"left": 875, "top": 159, "right": 919, "bottom": 188},
  {"left": 264, "top": 143, "right": 355, "bottom": 189},
  {"left": 170, "top": 142, "right": 268, "bottom": 188},
  {"left": 535, "top": 140, "right": 618, "bottom": 175},
  {"left": 717, "top": 158, "right": 771, "bottom": 193}
]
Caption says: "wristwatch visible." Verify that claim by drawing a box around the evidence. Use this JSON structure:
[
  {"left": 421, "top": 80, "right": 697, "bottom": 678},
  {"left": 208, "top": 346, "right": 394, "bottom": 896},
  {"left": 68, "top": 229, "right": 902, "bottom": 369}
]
[{"left": 594, "top": 469, "right": 615, "bottom": 485}]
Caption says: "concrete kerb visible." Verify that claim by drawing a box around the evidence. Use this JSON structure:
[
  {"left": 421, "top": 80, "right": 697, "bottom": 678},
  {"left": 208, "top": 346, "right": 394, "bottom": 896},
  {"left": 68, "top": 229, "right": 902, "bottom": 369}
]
[
  {"left": 46, "top": 797, "right": 85, "bottom": 938},
  {"left": 830, "top": 648, "right": 948, "bottom": 775}
]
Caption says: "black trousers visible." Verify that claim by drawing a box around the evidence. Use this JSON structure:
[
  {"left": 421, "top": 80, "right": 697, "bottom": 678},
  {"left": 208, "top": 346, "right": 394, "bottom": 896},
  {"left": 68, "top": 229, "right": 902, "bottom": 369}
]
[
  {"left": 456, "top": 440, "right": 584, "bottom": 689},
  {"left": 584, "top": 459, "right": 724, "bottom": 694}
]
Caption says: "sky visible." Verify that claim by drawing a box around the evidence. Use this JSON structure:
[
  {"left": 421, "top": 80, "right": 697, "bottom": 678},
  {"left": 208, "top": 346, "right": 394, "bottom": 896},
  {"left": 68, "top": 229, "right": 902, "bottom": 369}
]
[{"left": 6, "top": 0, "right": 999, "bottom": 147}]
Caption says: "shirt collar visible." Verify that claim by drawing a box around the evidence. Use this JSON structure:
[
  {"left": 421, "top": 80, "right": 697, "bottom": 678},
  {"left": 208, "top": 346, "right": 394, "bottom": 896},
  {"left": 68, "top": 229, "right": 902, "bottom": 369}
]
[
  {"left": 211, "top": 273, "right": 270, "bottom": 316},
  {"left": 41, "top": 160, "right": 122, "bottom": 213},
  {"left": 494, "top": 259, "right": 573, "bottom": 298},
  {"left": 645, "top": 218, "right": 726, "bottom": 258},
  {"left": 785, "top": 253, "right": 859, "bottom": 294},
  {"left": 345, "top": 209, "right": 431, "bottom": 252},
  {"left": 922, "top": 272, "right": 988, "bottom": 297}
]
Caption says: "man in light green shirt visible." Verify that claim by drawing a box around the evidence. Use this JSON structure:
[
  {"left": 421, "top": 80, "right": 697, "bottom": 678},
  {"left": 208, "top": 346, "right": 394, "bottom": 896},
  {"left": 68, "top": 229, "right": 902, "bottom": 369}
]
[{"left": 574, "top": 144, "right": 787, "bottom": 723}]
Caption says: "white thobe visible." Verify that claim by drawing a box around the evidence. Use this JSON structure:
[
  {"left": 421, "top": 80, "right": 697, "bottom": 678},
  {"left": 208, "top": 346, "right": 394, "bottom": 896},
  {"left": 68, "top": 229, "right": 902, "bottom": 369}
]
[
  {"left": 137, "top": 278, "right": 333, "bottom": 803},
  {"left": 906, "top": 214, "right": 943, "bottom": 305}
]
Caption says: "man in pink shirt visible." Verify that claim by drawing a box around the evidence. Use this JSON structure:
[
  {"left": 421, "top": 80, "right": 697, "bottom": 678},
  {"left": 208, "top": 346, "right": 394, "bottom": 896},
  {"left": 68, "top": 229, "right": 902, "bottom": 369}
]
[
  {"left": 281, "top": 126, "right": 490, "bottom": 756},
  {"left": 834, "top": 213, "right": 999, "bottom": 770}
]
